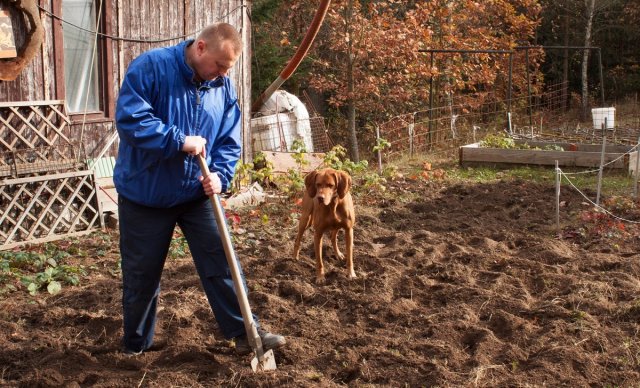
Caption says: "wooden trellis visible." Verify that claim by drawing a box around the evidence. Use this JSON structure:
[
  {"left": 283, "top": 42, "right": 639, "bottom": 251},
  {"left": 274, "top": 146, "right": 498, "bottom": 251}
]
[
  {"left": 0, "top": 101, "right": 102, "bottom": 249},
  {"left": 0, "top": 171, "right": 101, "bottom": 249}
]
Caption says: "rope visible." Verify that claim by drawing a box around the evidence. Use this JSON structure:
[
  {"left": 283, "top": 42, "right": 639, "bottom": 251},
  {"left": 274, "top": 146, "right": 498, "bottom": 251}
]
[
  {"left": 558, "top": 168, "right": 640, "bottom": 224},
  {"left": 38, "top": 5, "right": 248, "bottom": 43},
  {"left": 99, "top": 184, "right": 118, "bottom": 205}
]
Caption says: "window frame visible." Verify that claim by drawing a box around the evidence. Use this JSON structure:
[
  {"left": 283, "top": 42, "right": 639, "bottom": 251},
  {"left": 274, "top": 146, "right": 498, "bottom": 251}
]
[{"left": 52, "top": 0, "right": 115, "bottom": 121}]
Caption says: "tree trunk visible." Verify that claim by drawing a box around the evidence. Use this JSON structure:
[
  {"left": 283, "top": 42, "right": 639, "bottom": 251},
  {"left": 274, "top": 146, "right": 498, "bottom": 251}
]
[
  {"left": 346, "top": 0, "right": 359, "bottom": 162},
  {"left": 581, "top": 0, "right": 595, "bottom": 120},
  {"left": 562, "top": 12, "right": 569, "bottom": 111}
]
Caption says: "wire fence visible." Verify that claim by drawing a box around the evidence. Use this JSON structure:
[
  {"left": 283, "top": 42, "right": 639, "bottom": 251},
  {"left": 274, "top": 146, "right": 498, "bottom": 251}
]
[
  {"left": 250, "top": 114, "right": 333, "bottom": 154},
  {"left": 372, "top": 82, "right": 640, "bottom": 231},
  {"left": 376, "top": 82, "right": 640, "bottom": 163},
  {"left": 377, "top": 83, "right": 568, "bottom": 160}
]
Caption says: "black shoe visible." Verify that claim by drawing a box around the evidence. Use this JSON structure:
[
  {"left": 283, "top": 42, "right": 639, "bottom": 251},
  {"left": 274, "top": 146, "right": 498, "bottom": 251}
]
[
  {"left": 122, "top": 338, "right": 168, "bottom": 356},
  {"left": 234, "top": 328, "right": 286, "bottom": 355},
  {"left": 122, "top": 347, "right": 143, "bottom": 357}
]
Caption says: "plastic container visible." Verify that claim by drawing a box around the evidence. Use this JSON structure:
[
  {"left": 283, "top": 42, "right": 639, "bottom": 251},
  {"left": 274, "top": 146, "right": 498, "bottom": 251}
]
[{"left": 591, "top": 107, "right": 615, "bottom": 129}]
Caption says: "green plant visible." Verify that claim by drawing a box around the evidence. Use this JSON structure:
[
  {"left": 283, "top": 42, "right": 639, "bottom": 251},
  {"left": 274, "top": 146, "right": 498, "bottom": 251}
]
[
  {"left": 359, "top": 172, "right": 387, "bottom": 193},
  {"left": 168, "top": 235, "right": 189, "bottom": 259},
  {"left": 543, "top": 144, "right": 564, "bottom": 151},
  {"left": 479, "top": 133, "right": 516, "bottom": 149},
  {"left": 0, "top": 244, "right": 87, "bottom": 296},
  {"left": 276, "top": 139, "right": 310, "bottom": 197},
  {"left": 323, "top": 145, "right": 369, "bottom": 175},
  {"left": 290, "top": 139, "right": 310, "bottom": 172},
  {"left": 231, "top": 152, "right": 274, "bottom": 192},
  {"left": 276, "top": 167, "right": 305, "bottom": 198},
  {"left": 373, "top": 137, "right": 391, "bottom": 154}
]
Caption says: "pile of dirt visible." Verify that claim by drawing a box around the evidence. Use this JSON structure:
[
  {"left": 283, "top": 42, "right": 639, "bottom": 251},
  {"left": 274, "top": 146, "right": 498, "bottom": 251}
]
[{"left": 1, "top": 172, "right": 640, "bottom": 387}]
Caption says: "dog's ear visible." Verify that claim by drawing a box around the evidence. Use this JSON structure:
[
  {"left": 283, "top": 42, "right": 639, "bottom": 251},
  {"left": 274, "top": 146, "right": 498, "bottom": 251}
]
[
  {"left": 304, "top": 170, "right": 318, "bottom": 197},
  {"left": 336, "top": 170, "right": 352, "bottom": 199}
]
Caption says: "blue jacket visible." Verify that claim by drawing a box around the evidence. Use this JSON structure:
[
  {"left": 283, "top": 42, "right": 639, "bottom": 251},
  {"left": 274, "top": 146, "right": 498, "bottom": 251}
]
[{"left": 114, "top": 40, "right": 242, "bottom": 208}]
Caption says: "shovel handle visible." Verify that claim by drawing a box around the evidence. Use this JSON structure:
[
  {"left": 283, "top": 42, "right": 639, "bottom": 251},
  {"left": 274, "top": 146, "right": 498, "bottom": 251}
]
[{"left": 197, "top": 155, "right": 266, "bottom": 359}]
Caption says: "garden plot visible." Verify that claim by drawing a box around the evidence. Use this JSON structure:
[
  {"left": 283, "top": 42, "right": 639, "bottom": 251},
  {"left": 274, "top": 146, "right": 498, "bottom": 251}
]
[
  {"left": 2, "top": 173, "right": 640, "bottom": 386},
  {"left": 460, "top": 140, "right": 633, "bottom": 169}
]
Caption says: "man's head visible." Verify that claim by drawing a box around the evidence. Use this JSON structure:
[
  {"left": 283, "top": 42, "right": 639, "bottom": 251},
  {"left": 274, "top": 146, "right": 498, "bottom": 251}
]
[{"left": 187, "top": 23, "right": 242, "bottom": 82}]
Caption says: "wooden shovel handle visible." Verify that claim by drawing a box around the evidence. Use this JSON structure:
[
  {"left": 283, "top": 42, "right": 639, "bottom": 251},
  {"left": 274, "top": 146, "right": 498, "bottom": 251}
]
[{"left": 196, "top": 155, "right": 266, "bottom": 358}]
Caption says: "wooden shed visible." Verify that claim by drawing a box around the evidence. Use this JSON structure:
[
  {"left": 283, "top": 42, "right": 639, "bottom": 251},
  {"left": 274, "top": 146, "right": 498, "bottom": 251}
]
[{"left": 0, "top": 0, "right": 252, "bottom": 248}]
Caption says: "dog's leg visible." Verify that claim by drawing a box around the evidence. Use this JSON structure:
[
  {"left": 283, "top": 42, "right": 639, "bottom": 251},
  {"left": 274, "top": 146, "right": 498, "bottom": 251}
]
[
  {"left": 331, "top": 229, "right": 344, "bottom": 260},
  {"left": 345, "top": 227, "right": 356, "bottom": 279},
  {"left": 293, "top": 223, "right": 306, "bottom": 260},
  {"left": 313, "top": 230, "right": 325, "bottom": 284},
  {"left": 293, "top": 209, "right": 311, "bottom": 260}
]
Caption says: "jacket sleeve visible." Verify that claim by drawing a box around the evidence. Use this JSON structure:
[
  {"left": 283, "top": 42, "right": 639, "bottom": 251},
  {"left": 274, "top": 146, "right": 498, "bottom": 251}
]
[
  {"left": 115, "top": 56, "right": 185, "bottom": 159},
  {"left": 210, "top": 95, "right": 242, "bottom": 193}
]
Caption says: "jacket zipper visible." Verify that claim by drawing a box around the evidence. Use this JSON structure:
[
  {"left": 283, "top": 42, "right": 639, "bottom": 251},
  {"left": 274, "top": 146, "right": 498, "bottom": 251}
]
[{"left": 183, "top": 84, "right": 203, "bottom": 191}]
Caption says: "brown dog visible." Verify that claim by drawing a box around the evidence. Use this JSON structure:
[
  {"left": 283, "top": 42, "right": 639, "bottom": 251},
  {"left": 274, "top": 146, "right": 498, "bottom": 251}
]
[{"left": 293, "top": 168, "right": 356, "bottom": 283}]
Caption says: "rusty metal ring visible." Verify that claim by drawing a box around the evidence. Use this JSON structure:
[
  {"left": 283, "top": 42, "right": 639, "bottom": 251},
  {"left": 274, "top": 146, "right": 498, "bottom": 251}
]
[{"left": 0, "top": 0, "right": 44, "bottom": 81}]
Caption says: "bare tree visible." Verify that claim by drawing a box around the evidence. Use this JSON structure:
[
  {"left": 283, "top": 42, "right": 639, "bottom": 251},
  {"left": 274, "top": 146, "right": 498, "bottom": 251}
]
[
  {"left": 580, "top": 0, "right": 621, "bottom": 118},
  {"left": 581, "top": 0, "right": 596, "bottom": 119}
]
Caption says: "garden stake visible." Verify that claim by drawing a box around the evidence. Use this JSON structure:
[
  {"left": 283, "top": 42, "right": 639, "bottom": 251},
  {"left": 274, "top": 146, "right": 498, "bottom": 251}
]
[{"left": 197, "top": 155, "right": 277, "bottom": 372}]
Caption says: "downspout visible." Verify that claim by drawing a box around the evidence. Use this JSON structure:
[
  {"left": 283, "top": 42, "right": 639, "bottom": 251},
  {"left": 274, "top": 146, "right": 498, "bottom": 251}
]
[{"left": 251, "top": 0, "right": 331, "bottom": 113}]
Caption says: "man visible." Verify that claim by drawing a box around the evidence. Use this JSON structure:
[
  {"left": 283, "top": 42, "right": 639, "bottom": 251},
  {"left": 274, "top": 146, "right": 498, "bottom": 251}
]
[{"left": 114, "top": 22, "right": 285, "bottom": 356}]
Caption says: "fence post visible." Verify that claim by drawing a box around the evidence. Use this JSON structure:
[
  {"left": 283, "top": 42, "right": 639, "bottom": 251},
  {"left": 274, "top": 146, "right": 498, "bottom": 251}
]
[
  {"left": 634, "top": 136, "right": 640, "bottom": 198},
  {"left": 556, "top": 160, "right": 560, "bottom": 233},
  {"left": 596, "top": 118, "right": 607, "bottom": 205},
  {"left": 376, "top": 125, "right": 383, "bottom": 174},
  {"left": 408, "top": 118, "right": 415, "bottom": 159}
]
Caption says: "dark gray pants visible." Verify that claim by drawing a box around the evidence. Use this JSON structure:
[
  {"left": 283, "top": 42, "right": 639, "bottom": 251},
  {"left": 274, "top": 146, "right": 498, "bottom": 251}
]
[{"left": 118, "top": 195, "right": 255, "bottom": 352}]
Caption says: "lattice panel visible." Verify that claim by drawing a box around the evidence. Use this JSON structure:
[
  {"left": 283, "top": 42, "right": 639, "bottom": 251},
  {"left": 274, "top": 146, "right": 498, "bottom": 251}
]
[
  {"left": 0, "top": 100, "right": 72, "bottom": 151},
  {"left": 0, "top": 171, "right": 101, "bottom": 249},
  {"left": 0, "top": 144, "right": 82, "bottom": 178}
]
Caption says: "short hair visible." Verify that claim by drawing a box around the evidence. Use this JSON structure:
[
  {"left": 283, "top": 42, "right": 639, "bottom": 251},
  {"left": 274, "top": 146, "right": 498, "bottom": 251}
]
[{"left": 198, "top": 23, "right": 242, "bottom": 55}]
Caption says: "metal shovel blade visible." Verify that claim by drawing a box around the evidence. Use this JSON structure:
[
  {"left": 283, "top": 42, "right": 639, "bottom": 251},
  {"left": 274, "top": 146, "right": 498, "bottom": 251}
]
[{"left": 251, "top": 349, "right": 277, "bottom": 371}]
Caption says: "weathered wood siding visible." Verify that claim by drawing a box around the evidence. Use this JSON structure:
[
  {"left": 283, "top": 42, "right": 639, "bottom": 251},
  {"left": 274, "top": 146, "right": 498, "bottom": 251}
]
[{"left": 1, "top": 0, "right": 251, "bottom": 160}]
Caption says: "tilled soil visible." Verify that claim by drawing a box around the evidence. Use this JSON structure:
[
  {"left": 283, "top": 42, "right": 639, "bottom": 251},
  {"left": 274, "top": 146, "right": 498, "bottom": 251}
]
[{"left": 2, "top": 172, "right": 640, "bottom": 387}]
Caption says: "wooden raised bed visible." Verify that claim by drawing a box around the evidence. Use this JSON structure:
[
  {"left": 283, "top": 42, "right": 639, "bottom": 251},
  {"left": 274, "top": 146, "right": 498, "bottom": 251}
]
[{"left": 459, "top": 140, "right": 633, "bottom": 169}]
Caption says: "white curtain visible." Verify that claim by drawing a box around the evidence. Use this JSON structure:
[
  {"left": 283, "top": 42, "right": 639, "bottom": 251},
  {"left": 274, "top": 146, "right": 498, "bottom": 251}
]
[{"left": 62, "top": 0, "right": 99, "bottom": 112}]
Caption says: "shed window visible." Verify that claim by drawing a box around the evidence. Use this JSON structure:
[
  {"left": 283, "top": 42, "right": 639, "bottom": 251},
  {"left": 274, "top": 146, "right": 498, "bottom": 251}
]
[{"left": 62, "top": 0, "right": 100, "bottom": 112}]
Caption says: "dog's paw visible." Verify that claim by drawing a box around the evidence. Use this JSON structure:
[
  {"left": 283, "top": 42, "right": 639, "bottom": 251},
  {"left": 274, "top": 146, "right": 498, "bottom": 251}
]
[
  {"left": 347, "top": 270, "right": 356, "bottom": 279},
  {"left": 314, "top": 275, "right": 326, "bottom": 285},
  {"left": 336, "top": 252, "right": 345, "bottom": 261}
]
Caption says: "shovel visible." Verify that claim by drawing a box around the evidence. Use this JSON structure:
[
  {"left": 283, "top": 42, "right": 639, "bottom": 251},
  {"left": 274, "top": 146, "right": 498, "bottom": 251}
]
[{"left": 197, "top": 155, "right": 277, "bottom": 372}]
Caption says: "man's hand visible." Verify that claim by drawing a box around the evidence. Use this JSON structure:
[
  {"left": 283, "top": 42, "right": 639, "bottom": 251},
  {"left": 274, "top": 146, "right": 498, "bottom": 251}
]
[
  {"left": 182, "top": 136, "right": 207, "bottom": 156},
  {"left": 199, "top": 171, "right": 222, "bottom": 196}
]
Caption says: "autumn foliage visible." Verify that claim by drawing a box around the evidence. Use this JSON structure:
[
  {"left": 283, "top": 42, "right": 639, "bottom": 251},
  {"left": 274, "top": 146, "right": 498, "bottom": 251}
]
[{"left": 308, "top": 0, "right": 543, "bottom": 124}]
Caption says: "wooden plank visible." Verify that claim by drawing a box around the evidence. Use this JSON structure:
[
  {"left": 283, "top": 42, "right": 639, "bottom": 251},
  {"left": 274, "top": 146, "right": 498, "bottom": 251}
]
[
  {"left": 516, "top": 140, "right": 632, "bottom": 153},
  {"left": 103, "top": 0, "right": 116, "bottom": 118},
  {"left": 1, "top": 170, "right": 93, "bottom": 185},
  {"left": 14, "top": 160, "right": 80, "bottom": 176},
  {"left": 263, "top": 151, "right": 325, "bottom": 174},
  {"left": 460, "top": 142, "right": 629, "bottom": 169},
  {"left": 52, "top": 0, "right": 66, "bottom": 101},
  {"left": 1, "top": 230, "right": 95, "bottom": 250}
]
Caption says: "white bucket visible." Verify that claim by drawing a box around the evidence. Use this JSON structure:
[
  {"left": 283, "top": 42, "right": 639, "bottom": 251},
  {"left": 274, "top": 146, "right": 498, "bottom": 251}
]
[{"left": 591, "top": 107, "right": 615, "bottom": 129}]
